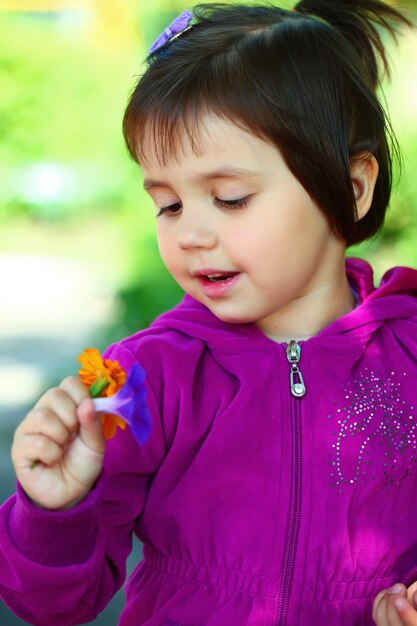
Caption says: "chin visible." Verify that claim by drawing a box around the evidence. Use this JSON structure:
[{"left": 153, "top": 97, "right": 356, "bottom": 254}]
[{"left": 208, "top": 306, "right": 256, "bottom": 325}]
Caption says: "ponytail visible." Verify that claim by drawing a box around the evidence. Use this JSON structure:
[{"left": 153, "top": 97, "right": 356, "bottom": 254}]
[{"left": 294, "top": 0, "right": 411, "bottom": 89}]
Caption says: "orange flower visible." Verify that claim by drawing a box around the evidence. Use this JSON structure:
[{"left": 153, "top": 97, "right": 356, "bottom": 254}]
[
  {"left": 77, "top": 348, "right": 128, "bottom": 440},
  {"left": 100, "top": 412, "right": 127, "bottom": 440},
  {"left": 78, "top": 348, "right": 126, "bottom": 397}
]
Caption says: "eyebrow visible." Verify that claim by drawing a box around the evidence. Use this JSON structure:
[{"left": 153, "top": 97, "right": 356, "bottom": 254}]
[{"left": 142, "top": 167, "right": 259, "bottom": 190}]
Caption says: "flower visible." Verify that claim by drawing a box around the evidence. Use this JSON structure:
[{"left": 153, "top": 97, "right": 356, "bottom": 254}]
[
  {"left": 148, "top": 9, "right": 194, "bottom": 54},
  {"left": 77, "top": 347, "right": 126, "bottom": 398},
  {"left": 77, "top": 348, "right": 151, "bottom": 443},
  {"left": 92, "top": 364, "right": 152, "bottom": 445}
]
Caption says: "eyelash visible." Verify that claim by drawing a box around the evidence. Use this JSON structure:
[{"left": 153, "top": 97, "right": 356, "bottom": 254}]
[
  {"left": 157, "top": 196, "right": 250, "bottom": 217},
  {"left": 216, "top": 197, "right": 250, "bottom": 210}
]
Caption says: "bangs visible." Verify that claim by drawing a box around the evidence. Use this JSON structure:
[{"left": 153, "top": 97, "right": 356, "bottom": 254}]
[
  {"left": 125, "top": 97, "right": 248, "bottom": 168},
  {"left": 122, "top": 45, "right": 282, "bottom": 167},
  {"left": 124, "top": 73, "right": 270, "bottom": 166}
]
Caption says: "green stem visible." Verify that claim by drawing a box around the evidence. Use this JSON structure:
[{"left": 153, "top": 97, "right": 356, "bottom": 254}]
[{"left": 89, "top": 378, "right": 109, "bottom": 398}]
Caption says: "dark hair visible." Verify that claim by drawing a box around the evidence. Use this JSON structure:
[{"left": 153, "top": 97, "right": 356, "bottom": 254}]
[{"left": 123, "top": 0, "right": 412, "bottom": 246}]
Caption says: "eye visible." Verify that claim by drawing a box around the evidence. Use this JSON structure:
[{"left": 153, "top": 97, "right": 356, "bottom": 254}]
[
  {"left": 214, "top": 196, "right": 251, "bottom": 210},
  {"left": 156, "top": 201, "right": 182, "bottom": 217}
]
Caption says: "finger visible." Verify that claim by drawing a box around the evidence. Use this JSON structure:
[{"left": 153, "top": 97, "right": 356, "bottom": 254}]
[
  {"left": 13, "top": 434, "right": 64, "bottom": 468},
  {"left": 394, "top": 597, "right": 417, "bottom": 626},
  {"left": 12, "top": 411, "right": 68, "bottom": 471},
  {"left": 387, "top": 596, "right": 410, "bottom": 626},
  {"left": 34, "top": 385, "right": 79, "bottom": 434},
  {"left": 16, "top": 408, "right": 72, "bottom": 446},
  {"left": 373, "top": 587, "right": 402, "bottom": 622},
  {"left": 374, "top": 590, "right": 387, "bottom": 622},
  {"left": 59, "top": 376, "right": 90, "bottom": 404},
  {"left": 373, "top": 585, "right": 407, "bottom": 625},
  {"left": 407, "top": 583, "right": 417, "bottom": 608},
  {"left": 77, "top": 398, "right": 105, "bottom": 456}
]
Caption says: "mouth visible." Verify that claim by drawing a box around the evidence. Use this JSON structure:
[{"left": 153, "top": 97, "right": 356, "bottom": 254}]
[
  {"left": 192, "top": 269, "right": 240, "bottom": 283},
  {"left": 199, "top": 271, "right": 240, "bottom": 284},
  {"left": 192, "top": 269, "right": 242, "bottom": 298}
]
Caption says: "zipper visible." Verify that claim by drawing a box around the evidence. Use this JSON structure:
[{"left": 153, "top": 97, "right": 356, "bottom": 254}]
[
  {"left": 276, "top": 340, "right": 305, "bottom": 625},
  {"left": 286, "top": 340, "right": 306, "bottom": 398}
]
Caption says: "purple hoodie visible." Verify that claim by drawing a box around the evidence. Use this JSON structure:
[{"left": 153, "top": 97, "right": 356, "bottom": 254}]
[{"left": 1, "top": 258, "right": 417, "bottom": 626}]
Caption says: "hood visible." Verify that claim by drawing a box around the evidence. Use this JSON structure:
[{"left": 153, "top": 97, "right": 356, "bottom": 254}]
[
  {"left": 330, "top": 257, "right": 417, "bottom": 337},
  {"left": 150, "top": 258, "right": 417, "bottom": 349}
]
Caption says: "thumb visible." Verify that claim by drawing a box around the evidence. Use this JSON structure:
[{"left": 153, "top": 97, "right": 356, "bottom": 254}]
[{"left": 77, "top": 398, "right": 105, "bottom": 455}]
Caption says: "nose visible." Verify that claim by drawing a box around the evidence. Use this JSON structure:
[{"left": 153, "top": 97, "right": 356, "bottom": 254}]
[{"left": 177, "top": 212, "right": 217, "bottom": 250}]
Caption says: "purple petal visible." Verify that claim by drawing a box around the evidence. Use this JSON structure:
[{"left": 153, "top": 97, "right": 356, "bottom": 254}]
[
  {"left": 149, "top": 9, "right": 193, "bottom": 54},
  {"left": 92, "top": 364, "right": 152, "bottom": 445},
  {"left": 169, "top": 9, "right": 193, "bottom": 34},
  {"left": 148, "top": 32, "right": 170, "bottom": 54}
]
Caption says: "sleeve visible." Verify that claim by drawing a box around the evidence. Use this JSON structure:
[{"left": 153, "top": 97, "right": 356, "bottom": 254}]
[{"left": 0, "top": 341, "right": 167, "bottom": 626}]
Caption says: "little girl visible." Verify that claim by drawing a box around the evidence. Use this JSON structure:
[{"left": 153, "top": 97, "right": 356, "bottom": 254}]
[{"left": 1, "top": 1, "right": 417, "bottom": 625}]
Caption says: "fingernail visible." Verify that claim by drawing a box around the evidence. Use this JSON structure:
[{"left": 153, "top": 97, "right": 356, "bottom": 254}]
[{"left": 388, "top": 583, "right": 404, "bottom": 594}]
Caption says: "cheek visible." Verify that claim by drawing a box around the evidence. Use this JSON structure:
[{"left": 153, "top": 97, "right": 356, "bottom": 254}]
[
  {"left": 231, "top": 199, "right": 329, "bottom": 270},
  {"left": 156, "top": 225, "right": 178, "bottom": 270}
]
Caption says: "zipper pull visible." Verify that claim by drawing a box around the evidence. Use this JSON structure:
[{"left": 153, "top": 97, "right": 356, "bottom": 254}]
[{"left": 286, "top": 340, "right": 306, "bottom": 398}]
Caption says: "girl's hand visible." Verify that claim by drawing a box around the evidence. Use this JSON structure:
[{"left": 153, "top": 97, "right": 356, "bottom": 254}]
[
  {"left": 11, "top": 377, "right": 105, "bottom": 510},
  {"left": 373, "top": 582, "right": 417, "bottom": 626}
]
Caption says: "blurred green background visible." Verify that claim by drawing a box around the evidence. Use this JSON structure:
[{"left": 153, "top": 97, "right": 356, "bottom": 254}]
[
  {"left": 0, "top": 0, "right": 416, "bottom": 624},
  {"left": 1, "top": 0, "right": 417, "bottom": 345}
]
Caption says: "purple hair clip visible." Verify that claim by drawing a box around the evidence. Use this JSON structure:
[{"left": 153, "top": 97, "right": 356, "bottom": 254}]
[{"left": 149, "top": 9, "right": 194, "bottom": 55}]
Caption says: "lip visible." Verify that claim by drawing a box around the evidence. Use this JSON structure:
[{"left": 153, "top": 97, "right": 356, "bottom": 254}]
[
  {"left": 191, "top": 268, "right": 236, "bottom": 277},
  {"left": 192, "top": 268, "right": 241, "bottom": 298}
]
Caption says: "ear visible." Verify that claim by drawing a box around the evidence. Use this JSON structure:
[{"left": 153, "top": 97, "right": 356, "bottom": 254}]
[{"left": 350, "top": 153, "right": 379, "bottom": 221}]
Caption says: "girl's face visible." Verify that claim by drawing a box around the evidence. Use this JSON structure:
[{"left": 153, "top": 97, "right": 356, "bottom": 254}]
[{"left": 142, "top": 116, "right": 351, "bottom": 340}]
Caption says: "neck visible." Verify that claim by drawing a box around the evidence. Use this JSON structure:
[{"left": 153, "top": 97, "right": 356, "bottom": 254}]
[{"left": 256, "top": 264, "right": 356, "bottom": 343}]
